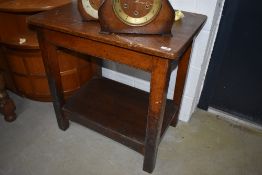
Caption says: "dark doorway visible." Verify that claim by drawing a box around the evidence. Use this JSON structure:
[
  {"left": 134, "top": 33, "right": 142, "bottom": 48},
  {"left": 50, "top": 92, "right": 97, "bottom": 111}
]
[{"left": 198, "top": 0, "right": 262, "bottom": 125}]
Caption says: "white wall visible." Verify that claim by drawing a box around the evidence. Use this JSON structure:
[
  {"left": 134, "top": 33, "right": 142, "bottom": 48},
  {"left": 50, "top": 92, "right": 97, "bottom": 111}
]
[{"left": 102, "top": 0, "right": 225, "bottom": 122}]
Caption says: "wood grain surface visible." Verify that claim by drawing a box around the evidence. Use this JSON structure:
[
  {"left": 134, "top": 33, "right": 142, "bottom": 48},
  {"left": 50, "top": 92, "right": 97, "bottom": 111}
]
[
  {"left": 0, "top": 0, "right": 71, "bottom": 13},
  {"left": 29, "top": 2, "right": 206, "bottom": 59},
  {"left": 29, "top": 2, "right": 206, "bottom": 172}
]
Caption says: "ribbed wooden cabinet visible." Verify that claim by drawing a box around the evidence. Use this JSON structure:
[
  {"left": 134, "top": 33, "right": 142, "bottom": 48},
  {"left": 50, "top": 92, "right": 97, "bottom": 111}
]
[{"left": 0, "top": 0, "right": 94, "bottom": 101}]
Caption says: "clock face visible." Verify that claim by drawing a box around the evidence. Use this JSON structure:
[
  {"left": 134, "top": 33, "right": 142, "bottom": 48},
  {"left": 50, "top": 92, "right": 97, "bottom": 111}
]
[
  {"left": 81, "top": 0, "right": 101, "bottom": 19},
  {"left": 113, "top": 0, "right": 162, "bottom": 26}
]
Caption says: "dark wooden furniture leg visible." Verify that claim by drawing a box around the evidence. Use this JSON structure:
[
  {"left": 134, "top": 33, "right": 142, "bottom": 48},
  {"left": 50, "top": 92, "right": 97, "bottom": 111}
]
[
  {"left": 171, "top": 45, "right": 192, "bottom": 126},
  {"left": 0, "top": 72, "right": 16, "bottom": 122},
  {"left": 143, "top": 58, "right": 170, "bottom": 173},
  {"left": 37, "top": 29, "right": 102, "bottom": 130},
  {"left": 37, "top": 30, "right": 69, "bottom": 130}
]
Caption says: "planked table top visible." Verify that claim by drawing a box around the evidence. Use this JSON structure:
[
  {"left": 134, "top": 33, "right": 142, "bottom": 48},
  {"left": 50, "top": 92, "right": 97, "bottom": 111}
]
[{"left": 29, "top": 2, "right": 206, "bottom": 60}]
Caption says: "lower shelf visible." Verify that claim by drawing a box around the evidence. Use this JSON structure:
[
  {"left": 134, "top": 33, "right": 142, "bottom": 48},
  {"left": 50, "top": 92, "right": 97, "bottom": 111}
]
[{"left": 63, "top": 77, "right": 177, "bottom": 154}]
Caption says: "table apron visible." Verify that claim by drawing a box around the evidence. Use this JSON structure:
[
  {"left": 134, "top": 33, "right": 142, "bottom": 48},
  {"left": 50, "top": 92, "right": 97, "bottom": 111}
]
[{"left": 39, "top": 29, "right": 167, "bottom": 72}]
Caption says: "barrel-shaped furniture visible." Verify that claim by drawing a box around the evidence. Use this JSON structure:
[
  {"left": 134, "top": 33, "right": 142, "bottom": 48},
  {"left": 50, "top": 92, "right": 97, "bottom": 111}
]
[{"left": 0, "top": 0, "right": 94, "bottom": 101}]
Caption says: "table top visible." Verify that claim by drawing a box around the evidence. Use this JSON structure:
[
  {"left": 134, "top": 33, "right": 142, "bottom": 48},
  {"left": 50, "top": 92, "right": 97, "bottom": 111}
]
[
  {"left": 29, "top": 2, "right": 206, "bottom": 60},
  {"left": 0, "top": 0, "right": 71, "bottom": 13}
]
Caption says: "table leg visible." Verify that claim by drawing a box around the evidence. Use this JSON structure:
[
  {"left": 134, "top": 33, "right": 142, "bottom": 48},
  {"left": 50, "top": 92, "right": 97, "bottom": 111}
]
[
  {"left": 37, "top": 30, "right": 69, "bottom": 130},
  {"left": 172, "top": 45, "right": 192, "bottom": 126},
  {"left": 143, "top": 58, "right": 170, "bottom": 173},
  {"left": 0, "top": 72, "right": 16, "bottom": 122}
]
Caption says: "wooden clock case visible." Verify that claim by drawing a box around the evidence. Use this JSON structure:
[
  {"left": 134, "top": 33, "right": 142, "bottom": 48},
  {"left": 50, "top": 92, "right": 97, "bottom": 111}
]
[
  {"left": 98, "top": 0, "right": 175, "bottom": 34},
  {"left": 78, "top": 0, "right": 103, "bottom": 21}
]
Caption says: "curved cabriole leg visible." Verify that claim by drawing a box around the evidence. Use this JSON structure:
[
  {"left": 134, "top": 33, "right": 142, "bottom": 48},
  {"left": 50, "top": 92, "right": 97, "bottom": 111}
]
[{"left": 0, "top": 72, "right": 16, "bottom": 122}]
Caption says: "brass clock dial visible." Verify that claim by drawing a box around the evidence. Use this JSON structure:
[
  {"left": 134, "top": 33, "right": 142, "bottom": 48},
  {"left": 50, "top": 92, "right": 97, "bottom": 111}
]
[
  {"left": 113, "top": 0, "right": 162, "bottom": 26},
  {"left": 78, "top": 0, "right": 102, "bottom": 21},
  {"left": 98, "top": 0, "right": 174, "bottom": 34}
]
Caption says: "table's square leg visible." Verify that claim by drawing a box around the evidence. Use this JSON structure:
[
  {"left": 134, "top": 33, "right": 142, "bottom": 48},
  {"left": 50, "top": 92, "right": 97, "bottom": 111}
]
[
  {"left": 37, "top": 30, "right": 69, "bottom": 130},
  {"left": 172, "top": 44, "right": 192, "bottom": 126},
  {"left": 143, "top": 58, "right": 171, "bottom": 173}
]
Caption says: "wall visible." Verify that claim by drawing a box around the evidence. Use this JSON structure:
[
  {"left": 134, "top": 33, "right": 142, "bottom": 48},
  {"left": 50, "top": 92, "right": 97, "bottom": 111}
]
[{"left": 102, "top": 0, "right": 224, "bottom": 122}]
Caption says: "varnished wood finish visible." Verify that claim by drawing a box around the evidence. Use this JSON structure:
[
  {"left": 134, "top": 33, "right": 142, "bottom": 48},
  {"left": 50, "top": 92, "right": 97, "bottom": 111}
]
[
  {"left": 37, "top": 31, "right": 69, "bottom": 130},
  {"left": 64, "top": 77, "right": 176, "bottom": 154},
  {"left": 0, "top": 46, "right": 16, "bottom": 92},
  {"left": 0, "top": 12, "right": 38, "bottom": 49},
  {"left": 0, "top": 46, "right": 93, "bottom": 101},
  {"left": 0, "top": 0, "right": 71, "bottom": 13},
  {"left": 143, "top": 57, "right": 171, "bottom": 172},
  {"left": 0, "top": 72, "right": 16, "bottom": 122},
  {"left": 98, "top": 0, "right": 175, "bottom": 34},
  {"left": 0, "top": 0, "right": 95, "bottom": 101},
  {"left": 77, "top": 0, "right": 102, "bottom": 21},
  {"left": 29, "top": 2, "right": 206, "bottom": 173},
  {"left": 171, "top": 45, "right": 193, "bottom": 126},
  {"left": 29, "top": 4, "right": 206, "bottom": 59}
]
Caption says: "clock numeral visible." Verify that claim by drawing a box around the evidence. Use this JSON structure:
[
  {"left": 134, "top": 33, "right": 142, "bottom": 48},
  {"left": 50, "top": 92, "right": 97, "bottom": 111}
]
[
  {"left": 134, "top": 10, "right": 139, "bottom": 16},
  {"left": 123, "top": 3, "right": 128, "bottom": 9}
]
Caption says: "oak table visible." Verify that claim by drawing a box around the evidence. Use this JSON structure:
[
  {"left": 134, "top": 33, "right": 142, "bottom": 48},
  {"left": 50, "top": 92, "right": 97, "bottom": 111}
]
[{"left": 29, "top": 3, "right": 206, "bottom": 173}]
